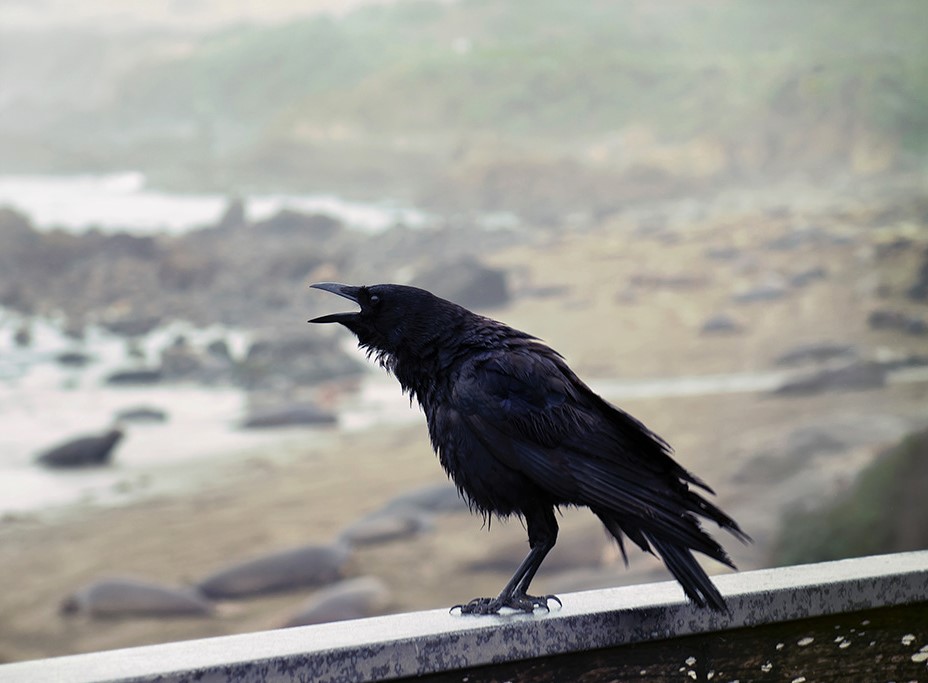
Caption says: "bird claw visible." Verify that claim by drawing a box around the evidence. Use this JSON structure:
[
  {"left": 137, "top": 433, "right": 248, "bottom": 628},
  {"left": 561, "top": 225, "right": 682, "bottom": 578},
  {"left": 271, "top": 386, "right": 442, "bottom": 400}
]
[{"left": 451, "top": 593, "right": 562, "bottom": 615}]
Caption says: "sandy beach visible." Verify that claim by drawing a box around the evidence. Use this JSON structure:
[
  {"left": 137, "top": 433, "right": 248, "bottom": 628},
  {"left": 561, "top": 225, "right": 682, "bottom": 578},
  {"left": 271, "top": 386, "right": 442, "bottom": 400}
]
[{"left": 2, "top": 196, "right": 927, "bottom": 664}]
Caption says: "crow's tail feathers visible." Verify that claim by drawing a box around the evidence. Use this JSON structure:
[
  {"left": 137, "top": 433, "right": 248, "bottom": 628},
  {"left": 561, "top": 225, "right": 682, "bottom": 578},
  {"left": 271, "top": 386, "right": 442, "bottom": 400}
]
[
  {"left": 648, "top": 535, "right": 728, "bottom": 612},
  {"left": 595, "top": 495, "right": 750, "bottom": 613}
]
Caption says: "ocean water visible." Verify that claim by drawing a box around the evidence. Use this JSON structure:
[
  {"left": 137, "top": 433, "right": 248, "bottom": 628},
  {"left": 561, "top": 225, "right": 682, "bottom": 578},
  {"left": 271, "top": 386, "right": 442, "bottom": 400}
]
[
  {"left": 0, "top": 308, "right": 424, "bottom": 517},
  {"left": 0, "top": 172, "right": 429, "bottom": 235}
]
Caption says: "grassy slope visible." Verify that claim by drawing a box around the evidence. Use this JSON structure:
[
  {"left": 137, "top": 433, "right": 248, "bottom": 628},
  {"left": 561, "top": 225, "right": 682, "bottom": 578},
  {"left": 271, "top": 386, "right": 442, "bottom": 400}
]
[
  {"left": 112, "top": 0, "right": 928, "bottom": 143},
  {"left": 3, "top": 1, "right": 927, "bottom": 193},
  {"left": 770, "top": 429, "right": 928, "bottom": 566}
]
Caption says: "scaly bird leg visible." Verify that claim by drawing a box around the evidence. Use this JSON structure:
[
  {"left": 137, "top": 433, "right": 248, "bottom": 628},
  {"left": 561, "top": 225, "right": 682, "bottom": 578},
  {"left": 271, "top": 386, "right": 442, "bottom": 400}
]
[{"left": 454, "top": 505, "right": 562, "bottom": 615}]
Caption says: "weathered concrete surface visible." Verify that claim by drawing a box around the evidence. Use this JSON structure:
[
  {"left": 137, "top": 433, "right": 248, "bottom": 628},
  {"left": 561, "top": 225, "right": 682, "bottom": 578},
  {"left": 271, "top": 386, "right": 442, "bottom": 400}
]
[{"left": 2, "top": 551, "right": 926, "bottom": 683}]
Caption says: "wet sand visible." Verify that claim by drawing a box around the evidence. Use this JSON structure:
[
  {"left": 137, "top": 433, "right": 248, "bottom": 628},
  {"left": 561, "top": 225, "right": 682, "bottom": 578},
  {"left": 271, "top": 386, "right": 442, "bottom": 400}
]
[{"left": 2, "top": 203, "right": 927, "bottom": 663}]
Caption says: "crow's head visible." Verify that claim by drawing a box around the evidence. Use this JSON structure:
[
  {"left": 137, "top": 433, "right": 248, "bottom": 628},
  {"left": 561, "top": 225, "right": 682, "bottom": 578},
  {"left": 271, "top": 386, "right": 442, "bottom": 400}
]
[{"left": 309, "top": 282, "right": 462, "bottom": 358}]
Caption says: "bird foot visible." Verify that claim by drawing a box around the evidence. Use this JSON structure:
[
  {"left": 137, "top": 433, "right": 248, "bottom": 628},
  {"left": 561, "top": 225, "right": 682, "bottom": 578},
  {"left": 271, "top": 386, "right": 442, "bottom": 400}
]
[{"left": 452, "top": 592, "right": 562, "bottom": 615}]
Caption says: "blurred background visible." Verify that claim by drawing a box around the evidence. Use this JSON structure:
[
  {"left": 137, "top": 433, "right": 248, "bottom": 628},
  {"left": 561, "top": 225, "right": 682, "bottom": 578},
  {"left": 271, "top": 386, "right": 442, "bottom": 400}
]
[{"left": 1, "top": 0, "right": 927, "bottom": 662}]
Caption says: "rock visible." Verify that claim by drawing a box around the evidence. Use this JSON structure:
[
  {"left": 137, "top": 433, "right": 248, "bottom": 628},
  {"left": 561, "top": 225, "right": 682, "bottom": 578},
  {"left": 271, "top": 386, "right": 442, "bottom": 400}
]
[
  {"left": 789, "top": 266, "right": 828, "bottom": 287},
  {"left": 414, "top": 257, "right": 510, "bottom": 310},
  {"left": 700, "top": 312, "right": 744, "bottom": 335},
  {"left": 215, "top": 197, "right": 246, "bottom": 231},
  {"left": 772, "top": 361, "right": 887, "bottom": 396},
  {"left": 732, "top": 282, "right": 788, "bottom": 303},
  {"left": 338, "top": 509, "right": 433, "bottom": 546},
  {"left": 206, "top": 338, "right": 233, "bottom": 361},
  {"left": 196, "top": 543, "right": 352, "bottom": 599},
  {"left": 115, "top": 406, "right": 169, "bottom": 423},
  {"left": 736, "top": 426, "right": 850, "bottom": 484},
  {"left": 381, "top": 482, "right": 467, "bottom": 515},
  {"left": 868, "top": 309, "right": 928, "bottom": 336},
  {"left": 61, "top": 577, "right": 213, "bottom": 618},
  {"left": 35, "top": 429, "right": 123, "bottom": 468},
  {"left": 100, "top": 315, "right": 163, "bottom": 338},
  {"left": 55, "top": 350, "right": 94, "bottom": 367},
  {"left": 704, "top": 246, "right": 740, "bottom": 261},
  {"left": 241, "top": 403, "right": 337, "bottom": 429},
  {"left": 105, "top": 368, "right": 162, "bottom": 386},
  {"left": 774, "top": 342, "right": 857, "bottom": 366},
  {"left": 13, "top": 325, "right": 31, "bottom": 347},
  {"left": 282, "top": 577, "right": 390, "bottom": 627},
  {"left": 764, "top": 226, "right": 841, "bottom": 251},
  {"left": 738, "top": 414, "right": 914, "bottom": 486},
  {"left": 629, "top": 273, "right": 707, "bottom": 290},
  {"left": 254, "top": 210, "right": 342, "bottom": 240},
  {"left": 241, "top": 334, "right": 364, "bottom": 389},
  {"left": 907, "top": 246, "right": 928, "bottom": 302},
  {"left": 159, "top": 338, "right": 204, "bottom": 379}
]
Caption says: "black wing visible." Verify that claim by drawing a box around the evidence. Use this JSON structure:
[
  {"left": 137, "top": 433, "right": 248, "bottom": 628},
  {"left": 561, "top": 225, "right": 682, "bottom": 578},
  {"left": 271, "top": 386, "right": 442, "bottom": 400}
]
[{"left": 445, "top": 346, "right": 747, "bottom": 552}]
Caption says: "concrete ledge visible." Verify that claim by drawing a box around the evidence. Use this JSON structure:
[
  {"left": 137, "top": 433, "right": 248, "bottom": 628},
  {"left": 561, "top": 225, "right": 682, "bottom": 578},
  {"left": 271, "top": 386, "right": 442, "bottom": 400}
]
[{"left": 2, "top": 551, "right": 927, "bottom": 683}]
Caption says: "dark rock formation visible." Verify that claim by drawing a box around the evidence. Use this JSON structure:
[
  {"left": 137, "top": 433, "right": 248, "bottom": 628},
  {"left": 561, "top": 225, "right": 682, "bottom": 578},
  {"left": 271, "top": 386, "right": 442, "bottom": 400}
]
[
  {"left": 414, "top": 257, "right": 510, "bottom": 310},
  {"left": 196, "top": 543, "right": 352, "bottom": 599},
  {"left": 281, "top": 577, "right": 390, "bottom": 627},
  {"left": 772, "top": 361, "right": 886, "bottom": 396},
  {"left": 61, "top": 577, "right": 213, "bottom": 618},
  {"left": 35, "top": 429, "right": 124, "bottom": 468},
  {"left": 774, "top": 342, "right": 857, "bottom": 366}
]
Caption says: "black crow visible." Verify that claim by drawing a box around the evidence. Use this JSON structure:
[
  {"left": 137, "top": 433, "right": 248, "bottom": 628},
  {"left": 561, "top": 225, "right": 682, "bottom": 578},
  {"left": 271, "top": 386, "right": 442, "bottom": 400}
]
[{"left": 309, "top": 282, "right": 748, "bottom": 614}]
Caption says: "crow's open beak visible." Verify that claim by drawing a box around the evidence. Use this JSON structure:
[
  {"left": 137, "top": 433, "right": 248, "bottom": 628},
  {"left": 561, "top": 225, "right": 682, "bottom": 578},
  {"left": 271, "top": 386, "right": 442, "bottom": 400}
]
[{"left": 308, "top": 282, "right": 362, "bottom": 324}]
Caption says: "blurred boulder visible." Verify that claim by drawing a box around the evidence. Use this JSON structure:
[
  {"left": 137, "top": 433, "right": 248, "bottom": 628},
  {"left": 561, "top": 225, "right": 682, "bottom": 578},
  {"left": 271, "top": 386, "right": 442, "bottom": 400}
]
[
  {"left": 35, "top": 429, "right": 123, "bottom": 468},
  {"left": 736, "top": 414, "right": 913, "bottom": 484},
  {"left": 704, "top": 246, "right": 740, "bottom": 261},
  {"left": 772, "top": 360, "right": 886, "bottom": 396},
  {"left": 907, "top": 246, "right": 928, "bottom": 302},
  {"left": 254, "top": 210, "right": 342, "bottom": 241},
  {"left": 241, "top": 402, "right": 337, "bottom": 429},
  {"left": 789, "top": 266, "right": 828, "bottom": 287},
  {"left": 115, "top": 406, "right": 168, "bottom": 423},
  {"left": 206, "top": 338, "right": 233, "bottom": 361},
  {"left": 241, "top": 334, "right": 364, "bottom": 388},
  {"left": 414, "top": 257, "right": 510, "bottom": 310},
  {"left": 774, "top": 342, "right": 857, "bottom": 366},
  {"left": 338, "top": 509, "right": 432, "bottom": 547},
  {"left": 159, "top": 337, "right": 204, "bottom": 379},
  {"left": 105, "top": 368, "right": 162, "bottom": 386},
  {"left": 100, "top": 315, "right": 163, "bottom": 338},
  {"left": 764, "top": 226, "right": 846, "bottom": 251},
  {"left": 281, "top": 577, "right": 390, "bottom": 627},
  {"left": 700, "top": 312, "right": 744, "bottom": 335},
  {"left": 868, "top": 309, "right": 927, "bottom": 336},
  {"left": 61, "top": 577, "right": 213, "bottom": 618},
  {"left": 197, "top": 543, "right": 351, "bottom": 599},
  {"left": 381, "top": 482, "right": 466, "bottom": 515},
  {"left": 55, "top": 350, "right": 94, "bottom": 367},
  {"left": 13, "top": 324, "right": 32, "bottom": 347},
  {"left": 215, "top": 197, "right": 247, "bottom": 231},
  {"left": 732, "top": 281, "right": 788, "bottom": 303}
]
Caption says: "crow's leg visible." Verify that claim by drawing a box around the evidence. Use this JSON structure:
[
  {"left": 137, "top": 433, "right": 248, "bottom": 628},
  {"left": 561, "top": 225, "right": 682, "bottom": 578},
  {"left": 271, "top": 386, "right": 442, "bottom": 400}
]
[{"left": 455, "top": 505, "right": 561, "bottom": 615}]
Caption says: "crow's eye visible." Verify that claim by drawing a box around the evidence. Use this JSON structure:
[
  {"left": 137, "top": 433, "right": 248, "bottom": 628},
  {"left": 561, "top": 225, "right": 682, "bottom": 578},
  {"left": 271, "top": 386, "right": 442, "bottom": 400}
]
[{"left": 369, "top": 294, "right": 381, "bottom": 305}]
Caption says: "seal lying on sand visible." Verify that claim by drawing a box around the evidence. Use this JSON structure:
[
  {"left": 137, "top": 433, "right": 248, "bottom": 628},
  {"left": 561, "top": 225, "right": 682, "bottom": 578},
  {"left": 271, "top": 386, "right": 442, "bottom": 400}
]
[
  {"left": 35, "top": 428, "right": 124, "bottom": 468},
  {"left": 197, "top": 542, "right": 351, "bottom": 599},
  {"left": 61, "top": 576, "right": 213, "bottom": 618},
  {"left": 282, "top": 577, "right": 390, "bottom": 627}
]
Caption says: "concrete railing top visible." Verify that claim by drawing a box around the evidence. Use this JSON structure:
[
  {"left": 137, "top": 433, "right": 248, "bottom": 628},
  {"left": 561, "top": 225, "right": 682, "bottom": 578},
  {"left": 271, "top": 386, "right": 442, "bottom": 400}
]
[{"left": 2, "top": 550, "right": 927, "bottom": 683}]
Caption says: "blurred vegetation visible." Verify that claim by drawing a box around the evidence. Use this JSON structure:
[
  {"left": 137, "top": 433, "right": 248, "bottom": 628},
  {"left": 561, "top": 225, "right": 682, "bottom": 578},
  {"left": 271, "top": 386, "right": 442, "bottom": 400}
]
[
  {"left": 110, "top": 0, "right": 928, "bottom": 139},
  {"left": 2, "top": 0, "right": 927, "bottom": 195},
  {"left": 770, "top": 428, "right": 928, "bottom": 566}
]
